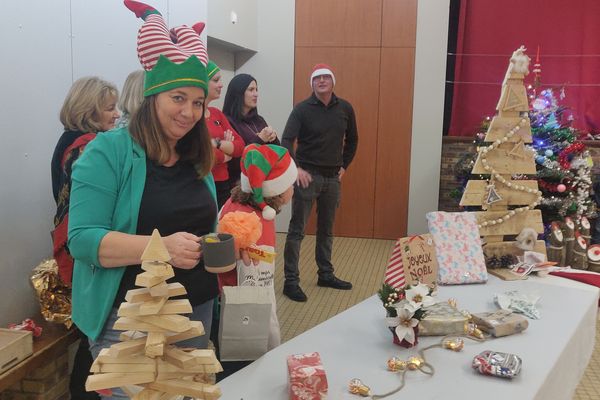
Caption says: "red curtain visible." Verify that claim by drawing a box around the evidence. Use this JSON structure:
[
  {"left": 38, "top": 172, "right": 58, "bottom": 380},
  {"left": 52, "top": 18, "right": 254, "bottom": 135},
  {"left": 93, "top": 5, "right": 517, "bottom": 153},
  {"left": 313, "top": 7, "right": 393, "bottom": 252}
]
[{"left": 449, "top": 0, "right": 600, "bottom": 136}]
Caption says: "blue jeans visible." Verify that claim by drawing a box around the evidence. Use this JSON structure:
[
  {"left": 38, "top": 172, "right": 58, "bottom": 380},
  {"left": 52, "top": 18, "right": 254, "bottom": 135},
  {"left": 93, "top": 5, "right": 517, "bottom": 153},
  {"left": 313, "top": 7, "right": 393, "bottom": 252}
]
[
  {"left": 283, "top": 173, "right": 340, "bottom": 286},
  {"left": 88, "top": 299, "right": 214, "bottom": 399}
]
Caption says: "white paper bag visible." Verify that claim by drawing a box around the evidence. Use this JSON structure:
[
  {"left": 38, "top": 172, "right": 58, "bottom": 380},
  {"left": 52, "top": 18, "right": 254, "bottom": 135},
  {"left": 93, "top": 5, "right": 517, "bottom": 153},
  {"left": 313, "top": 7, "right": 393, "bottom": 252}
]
[{"left": 218, "top": 285, "right": 272, "bottom": 361}]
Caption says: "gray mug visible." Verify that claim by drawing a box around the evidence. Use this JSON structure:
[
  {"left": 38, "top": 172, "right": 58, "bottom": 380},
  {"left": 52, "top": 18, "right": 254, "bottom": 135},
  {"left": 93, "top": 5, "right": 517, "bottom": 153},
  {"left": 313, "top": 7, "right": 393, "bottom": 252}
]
[{"left": 202, "top": 233, "right": 236, "bottom": 274}]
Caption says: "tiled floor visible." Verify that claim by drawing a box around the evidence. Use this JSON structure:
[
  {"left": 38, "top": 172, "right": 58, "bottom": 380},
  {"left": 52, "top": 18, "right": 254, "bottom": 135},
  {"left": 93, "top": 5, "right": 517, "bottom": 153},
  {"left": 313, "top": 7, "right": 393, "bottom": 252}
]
[{"left": 273, "top": 234, "right": 600, "bottom": 399}]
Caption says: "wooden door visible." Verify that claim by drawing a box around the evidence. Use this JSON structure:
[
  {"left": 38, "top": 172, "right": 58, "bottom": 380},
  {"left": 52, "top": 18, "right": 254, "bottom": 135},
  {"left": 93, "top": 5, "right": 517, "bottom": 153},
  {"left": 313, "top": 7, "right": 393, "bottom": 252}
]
[
  {"left": 294, "top": 48, "right": 380, "bottom": 238},
  {"left": 293, "top": 0, "right": 416, "bottom": 239}
]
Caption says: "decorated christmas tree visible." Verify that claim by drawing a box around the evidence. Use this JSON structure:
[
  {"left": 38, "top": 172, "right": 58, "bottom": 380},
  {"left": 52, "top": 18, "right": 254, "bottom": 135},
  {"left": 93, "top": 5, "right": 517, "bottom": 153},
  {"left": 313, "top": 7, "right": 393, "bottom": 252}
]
[
  {"left": 527, "top": 54, "right": 595, "bottom": 224},
  {"left": 460, "top": 46, "right": 546, "bottom": 261}
]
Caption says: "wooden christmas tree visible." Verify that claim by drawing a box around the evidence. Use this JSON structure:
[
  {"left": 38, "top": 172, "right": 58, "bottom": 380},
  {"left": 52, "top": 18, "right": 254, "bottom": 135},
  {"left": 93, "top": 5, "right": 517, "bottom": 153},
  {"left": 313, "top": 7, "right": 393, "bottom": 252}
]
[
  {"left": 85, "top": 229, "right": 222, "bottom": 400},
  {"left": 460, "top": 46, "right": 547, "bottom": 261}
]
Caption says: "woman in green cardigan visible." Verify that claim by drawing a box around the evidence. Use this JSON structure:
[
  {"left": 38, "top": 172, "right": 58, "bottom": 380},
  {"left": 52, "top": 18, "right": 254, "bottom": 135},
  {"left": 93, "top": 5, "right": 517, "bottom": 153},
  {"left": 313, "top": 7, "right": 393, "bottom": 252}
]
[{"left": 68, "top": 2, "right": 218, "bottom": 376}]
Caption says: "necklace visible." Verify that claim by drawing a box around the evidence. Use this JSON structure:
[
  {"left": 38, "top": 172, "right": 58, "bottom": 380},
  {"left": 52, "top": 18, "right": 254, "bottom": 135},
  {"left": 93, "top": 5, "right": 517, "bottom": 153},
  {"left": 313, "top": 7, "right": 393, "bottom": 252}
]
[{"left": 243, "top": 120, "right": 259, "bottom": 134}]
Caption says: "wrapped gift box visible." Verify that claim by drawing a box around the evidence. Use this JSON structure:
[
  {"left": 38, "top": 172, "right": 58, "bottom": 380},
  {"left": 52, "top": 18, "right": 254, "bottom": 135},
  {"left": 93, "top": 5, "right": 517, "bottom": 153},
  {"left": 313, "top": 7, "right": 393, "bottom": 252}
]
[
  {"left": 287, "top": 352, "right": 328, "bottom": 400},
  {"left": 426, "top": 211, "right": 488, "bottom": 285},
  {"left": 0, "top": 328, "right": 33, "bottom": 374},
  {"left": 419, "top": 302, "right": 468, "bottom": 336},
  {"left": 471, "top": 310, "right": 529, "bottom": 337}
]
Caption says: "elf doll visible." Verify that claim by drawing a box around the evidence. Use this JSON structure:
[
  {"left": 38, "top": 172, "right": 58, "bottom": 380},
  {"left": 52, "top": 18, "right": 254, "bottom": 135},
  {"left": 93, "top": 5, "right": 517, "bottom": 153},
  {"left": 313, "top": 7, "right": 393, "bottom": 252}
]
[{"left": 219, "top": 144, "right": 297, "bottom": 350}]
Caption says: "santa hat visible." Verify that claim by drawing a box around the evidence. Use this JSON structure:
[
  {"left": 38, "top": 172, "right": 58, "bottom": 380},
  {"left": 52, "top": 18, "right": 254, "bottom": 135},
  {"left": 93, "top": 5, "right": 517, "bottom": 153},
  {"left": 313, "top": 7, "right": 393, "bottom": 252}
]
[
  {"left": 124, "top": 0, "right": 209, "bottom": 97},
  {"left": 309, "top": 63, "right": 336, "bottom": 86},
  {"left": 240, "top": 144, "right": 298, "bottom": 220}
]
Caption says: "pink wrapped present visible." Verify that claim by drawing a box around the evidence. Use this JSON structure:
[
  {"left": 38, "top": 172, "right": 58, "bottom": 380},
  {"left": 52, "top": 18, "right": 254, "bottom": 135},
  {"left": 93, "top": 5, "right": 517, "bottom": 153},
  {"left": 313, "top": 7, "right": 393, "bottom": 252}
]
[{"left": 287, "top": 352, "right": 328, "bottom": 399}]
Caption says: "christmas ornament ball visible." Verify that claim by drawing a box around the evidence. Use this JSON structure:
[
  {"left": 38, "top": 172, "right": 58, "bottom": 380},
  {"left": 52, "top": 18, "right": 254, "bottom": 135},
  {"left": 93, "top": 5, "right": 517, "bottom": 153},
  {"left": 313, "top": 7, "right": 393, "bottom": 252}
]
[
  {"left": 557, "top": 184, "right": 567, "bottom": 193},
  {"left": 536, "top": 155, "right": 546, "bottom": 164},
  {"left": 545, "top": 149, "right": 554, "bottom": 157}
]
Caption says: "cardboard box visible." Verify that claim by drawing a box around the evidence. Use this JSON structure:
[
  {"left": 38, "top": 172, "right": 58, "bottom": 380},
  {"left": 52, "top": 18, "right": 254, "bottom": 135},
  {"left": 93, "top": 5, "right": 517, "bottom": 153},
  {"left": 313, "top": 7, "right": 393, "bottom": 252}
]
[
  {"left": 287, "top": 352, "right": 328, "bottom": 400},
  {"left": 0, "top": 328, "right": 33, "bottom": 374}
]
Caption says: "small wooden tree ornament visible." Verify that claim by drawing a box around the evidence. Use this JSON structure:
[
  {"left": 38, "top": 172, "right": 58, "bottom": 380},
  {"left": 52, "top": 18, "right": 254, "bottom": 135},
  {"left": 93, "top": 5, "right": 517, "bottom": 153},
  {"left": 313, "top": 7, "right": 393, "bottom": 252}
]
[
  {"left": 562, "top": 217, "right": 576, "bottom": 267},
  {"left": 587, "top": 244, "right": 600, "bottom": 273},
  {"left": 547, "top": 222, "right": 566, "bottom": 267},
  {"left": 570, "top": 232, "right": 588, "bottom": 270},
  {"left": 578, "top": 216, "right": 591, "bottom": 244}
]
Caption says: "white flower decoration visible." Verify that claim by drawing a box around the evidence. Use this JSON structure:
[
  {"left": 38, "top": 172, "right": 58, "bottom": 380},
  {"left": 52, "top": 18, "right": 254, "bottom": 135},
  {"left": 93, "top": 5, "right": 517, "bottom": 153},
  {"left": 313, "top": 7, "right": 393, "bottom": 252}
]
[
  {"left": 404, "top": 283, "right": 435, "bottom": 310},
  {"left": 389, "top": 307, "right": 419, "bottom": 345}
]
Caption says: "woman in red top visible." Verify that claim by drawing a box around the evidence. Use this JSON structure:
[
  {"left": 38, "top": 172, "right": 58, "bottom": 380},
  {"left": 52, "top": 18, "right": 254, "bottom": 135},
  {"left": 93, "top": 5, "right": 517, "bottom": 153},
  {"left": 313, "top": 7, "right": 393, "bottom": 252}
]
[{"left": 205, "top": 61, "right": 245, "bottom": 208}]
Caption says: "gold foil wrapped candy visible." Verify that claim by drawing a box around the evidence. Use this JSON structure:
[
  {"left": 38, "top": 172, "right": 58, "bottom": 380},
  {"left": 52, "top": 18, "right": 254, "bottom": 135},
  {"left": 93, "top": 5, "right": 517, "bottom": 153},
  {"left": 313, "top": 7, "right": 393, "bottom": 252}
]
[
  {"left": 466, "top": 322, "right": 485, "bottom": 339},
  {"left": 387, "top": 356, "right": 407, "bottom": 371},
  {"left": 348, "top": 378, "right": 371, "bottom": 396},
  {"left": 442, "top": 337, "right": 465, "bottom": 351},
  {"left": 30, "top": 259, "right": 72, "bottom": 328},
  {"left": 407, "top": 356, "right": 424, "bottom": 370},
  {"left": 387, "top": 356, "right": 425, "bottom": 372}
]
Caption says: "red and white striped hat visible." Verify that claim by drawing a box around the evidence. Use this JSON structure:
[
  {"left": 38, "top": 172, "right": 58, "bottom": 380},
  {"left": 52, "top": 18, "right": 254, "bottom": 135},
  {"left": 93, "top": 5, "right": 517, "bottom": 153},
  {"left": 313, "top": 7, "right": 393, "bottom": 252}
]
[
  {"left": 125, "top": 0, "right": 209, "bottom": 97},
  {"left": 309, "top": 63, "right": 336, "bottom": 86}
]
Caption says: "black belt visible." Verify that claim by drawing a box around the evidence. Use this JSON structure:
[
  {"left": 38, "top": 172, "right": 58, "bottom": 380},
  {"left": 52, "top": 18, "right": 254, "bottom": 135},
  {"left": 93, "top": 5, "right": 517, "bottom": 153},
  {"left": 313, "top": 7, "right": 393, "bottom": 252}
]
[{"left": 301, "top": 165, "right": 339, "bottom": 178}]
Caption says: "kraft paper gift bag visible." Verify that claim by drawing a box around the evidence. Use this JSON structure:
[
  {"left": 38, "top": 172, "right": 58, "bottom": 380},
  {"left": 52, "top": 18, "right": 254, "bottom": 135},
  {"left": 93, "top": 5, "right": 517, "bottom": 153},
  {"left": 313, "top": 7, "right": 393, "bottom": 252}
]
[
  {"left": 219, "top": 285, "right": 272, "bottom": 361},
  {"left": 426, "top": 211, "right": 488, "bottom": 285}
]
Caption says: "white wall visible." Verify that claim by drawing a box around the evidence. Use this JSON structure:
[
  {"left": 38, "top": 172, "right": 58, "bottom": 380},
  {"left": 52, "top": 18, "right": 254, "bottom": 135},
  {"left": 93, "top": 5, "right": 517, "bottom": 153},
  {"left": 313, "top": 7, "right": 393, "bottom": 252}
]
[
  {"left": 233, "top": 0, "right": 295, "bottom": 232},
  {"left": 407, "top": 0, "right": 450, "bottom": 234},
  {"left": 208, "top": 0, "right": 258, "bottom": 51},
  {"left": 0, "top": 0, "right": 208, "bottom": 326},
  {"left": 0, "top": 0, "right": 449, "bottom": 324}
]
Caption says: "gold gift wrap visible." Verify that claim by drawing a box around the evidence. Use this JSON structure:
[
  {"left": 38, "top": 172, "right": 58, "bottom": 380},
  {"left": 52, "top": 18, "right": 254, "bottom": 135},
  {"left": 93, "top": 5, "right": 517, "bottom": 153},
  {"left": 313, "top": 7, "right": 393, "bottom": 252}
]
[
  {"left": 30, "top": 259, "right": 72, "bottom": 328},
  {"left": 418, "top": 302, "right": 468, "bottom": 336},
  {"left": 471, "top": 310, "right": 528, "bottom": 337}
]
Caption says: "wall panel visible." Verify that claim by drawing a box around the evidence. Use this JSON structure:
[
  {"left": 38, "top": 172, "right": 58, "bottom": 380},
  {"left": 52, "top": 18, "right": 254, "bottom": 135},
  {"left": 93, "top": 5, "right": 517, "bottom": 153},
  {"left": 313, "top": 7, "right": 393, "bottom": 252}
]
[
  {"left": 374, "top": 48, "right": 415, "bottom": 238},
  {"left": 294, "top": 0, "right": 416, "bottom": 239},
  {"left": 382, "top": 0, "right": 418, "bottom": 47},
  {"left": 294, "top": 47, "right": 380, "bottom": 237},
  {"left": 295, "top": 0, "right": 382, "bottom": 47}
]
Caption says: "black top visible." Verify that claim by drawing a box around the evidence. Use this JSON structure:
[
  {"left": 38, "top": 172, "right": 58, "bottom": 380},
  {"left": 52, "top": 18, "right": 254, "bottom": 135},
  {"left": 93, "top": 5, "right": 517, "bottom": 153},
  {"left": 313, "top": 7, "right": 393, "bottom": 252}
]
[
  {"left": 51, "top": 130, "right": 87, "bottom": 203},
  {"left": 281, "top": 93, "right": 358, "bottom": 174},
  {"left": 226, "top": 108, "right": 281, "bottom": 185},
  {"left": 113, "top": 158, "right": 218, "bottom": 307}
]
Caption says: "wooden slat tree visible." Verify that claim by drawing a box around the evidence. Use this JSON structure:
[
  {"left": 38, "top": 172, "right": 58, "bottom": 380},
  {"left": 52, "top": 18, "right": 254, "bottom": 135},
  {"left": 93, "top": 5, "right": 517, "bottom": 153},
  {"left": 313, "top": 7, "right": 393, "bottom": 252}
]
[
  {"left": 460, "top": 46, "right": 547, "bottom": 260},
  {"left": 85, "top": 229, "right": 222, "bottom": 400}
]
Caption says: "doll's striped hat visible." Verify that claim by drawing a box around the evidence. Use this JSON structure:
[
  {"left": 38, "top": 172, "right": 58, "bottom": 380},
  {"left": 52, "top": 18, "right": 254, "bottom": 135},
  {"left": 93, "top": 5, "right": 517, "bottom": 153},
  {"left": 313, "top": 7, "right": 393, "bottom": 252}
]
[
  {"left": 124, "top": 0, "right": 208, "bottom": 97},
  {"left": 240, "top": 144, "right": 298, "bottom": 220}
]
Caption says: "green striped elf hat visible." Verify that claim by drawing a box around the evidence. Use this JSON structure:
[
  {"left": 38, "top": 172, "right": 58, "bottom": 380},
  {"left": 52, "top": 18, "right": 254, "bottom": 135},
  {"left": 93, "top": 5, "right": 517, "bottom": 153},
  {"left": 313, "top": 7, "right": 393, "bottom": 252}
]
[{"left": 240, "top": 144, "right": 298, "bottom": 220}]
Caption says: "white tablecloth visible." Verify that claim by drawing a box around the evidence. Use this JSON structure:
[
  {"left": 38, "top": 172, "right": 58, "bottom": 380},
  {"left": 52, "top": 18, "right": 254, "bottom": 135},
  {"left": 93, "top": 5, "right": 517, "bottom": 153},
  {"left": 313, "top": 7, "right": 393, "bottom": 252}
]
[{"left": 219, "top": 275, "right": 599, "bottom": 400}]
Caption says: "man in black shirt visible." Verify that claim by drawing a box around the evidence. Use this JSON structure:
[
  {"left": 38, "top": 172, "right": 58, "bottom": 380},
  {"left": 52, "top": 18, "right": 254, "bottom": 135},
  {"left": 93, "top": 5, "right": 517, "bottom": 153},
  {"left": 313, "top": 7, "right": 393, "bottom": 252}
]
[{"left": 281, "top": 63, "right": 358, "bottom": 302}]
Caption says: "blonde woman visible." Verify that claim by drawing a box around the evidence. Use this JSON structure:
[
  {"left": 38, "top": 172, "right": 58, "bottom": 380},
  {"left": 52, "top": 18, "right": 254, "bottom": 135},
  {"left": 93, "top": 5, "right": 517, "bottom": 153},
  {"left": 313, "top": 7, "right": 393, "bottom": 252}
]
[
  {"left": 50, "top": 75, "right": 119, "bottom": 400},
  {"left": 116, "top": 70, "right": 144, "bottom": 128},
  {"left": 52, "top": 76, "right": 120, "bottom": 284}
]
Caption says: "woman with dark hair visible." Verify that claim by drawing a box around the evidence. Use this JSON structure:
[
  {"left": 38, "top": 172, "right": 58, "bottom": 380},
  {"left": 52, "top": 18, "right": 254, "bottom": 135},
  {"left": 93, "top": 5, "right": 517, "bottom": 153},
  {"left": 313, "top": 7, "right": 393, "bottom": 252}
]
[
  {"left": 68, "top": 6, "right": 218, "bottom": 398},
  {"left": 222, "top": 74, "right": 280, "bottom": 184}
]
